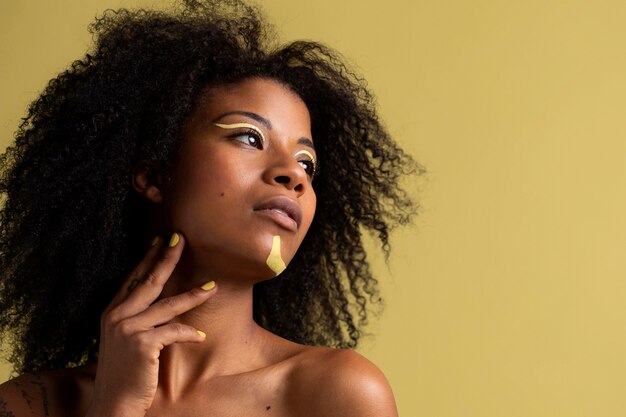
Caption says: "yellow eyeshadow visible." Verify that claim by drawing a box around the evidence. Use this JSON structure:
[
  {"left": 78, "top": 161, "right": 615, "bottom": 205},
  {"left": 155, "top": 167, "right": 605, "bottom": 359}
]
[
  {"left": 213, "top": 122, "right": 266, "bottom": 143},
  {"left": 294, "top": 149, "right": 316, "bottom": 164}
]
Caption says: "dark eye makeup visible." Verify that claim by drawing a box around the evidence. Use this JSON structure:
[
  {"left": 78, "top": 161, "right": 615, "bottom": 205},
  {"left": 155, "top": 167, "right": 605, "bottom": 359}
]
[
  {"left": 229, "top": 128, "right": 264, "bottom": 150},
  {"left": 214, "top": 122, "right": 317, "bottom": 178},
  {"left": 298, "top": 159, "right": 317, "bottom": 178}
]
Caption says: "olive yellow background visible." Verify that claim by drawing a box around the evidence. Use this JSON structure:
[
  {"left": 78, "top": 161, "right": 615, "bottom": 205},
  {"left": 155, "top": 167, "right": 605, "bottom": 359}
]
[{"left": 2, "top": 1, "right": 626, "bottom": 416}]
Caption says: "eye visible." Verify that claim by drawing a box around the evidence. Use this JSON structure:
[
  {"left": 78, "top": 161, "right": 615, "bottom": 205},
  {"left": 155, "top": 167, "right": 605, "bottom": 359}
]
[
  {"left": 230, "top": 128, "right": 264, "bottom": 150},
  {"left": 298, "top": 159, "right": 317, "bottom": 178}
]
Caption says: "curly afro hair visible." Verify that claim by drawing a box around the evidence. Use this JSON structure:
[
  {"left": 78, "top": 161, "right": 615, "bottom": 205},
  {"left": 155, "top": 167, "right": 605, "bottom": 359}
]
[{"left": 0, "top": 0, "right": 421, "bottom": 374}]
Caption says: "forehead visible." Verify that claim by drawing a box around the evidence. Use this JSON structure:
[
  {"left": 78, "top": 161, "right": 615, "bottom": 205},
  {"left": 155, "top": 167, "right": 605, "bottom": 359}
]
[{"left": 194, "top": 78, "right": 312, "bottom": 132}]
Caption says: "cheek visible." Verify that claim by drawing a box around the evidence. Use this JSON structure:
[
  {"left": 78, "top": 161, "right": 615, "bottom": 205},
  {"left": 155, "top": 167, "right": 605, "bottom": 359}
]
[
  {"left": 302, "top": 192, "right": 317, "bottom": 231},
  {"left": 173, "top": 147, "right": 248, "bottom": 197},
  {"left": 168, "top": 155, "right": 261, "bottom": 237}
]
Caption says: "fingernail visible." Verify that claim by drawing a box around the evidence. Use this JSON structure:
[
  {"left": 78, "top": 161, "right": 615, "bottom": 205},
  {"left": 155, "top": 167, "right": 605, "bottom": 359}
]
[
  {"left": 196, "top": 330, "right": 206, "bottom": 338},
  {"left": 150, "top": 236, "right": 160, "bottom": 247},
  {"left": 168, "top": 233, "right": 180, "bottom": 247},
  {"left": 201, "top": 281, "right": 216, "bottom": 291}
]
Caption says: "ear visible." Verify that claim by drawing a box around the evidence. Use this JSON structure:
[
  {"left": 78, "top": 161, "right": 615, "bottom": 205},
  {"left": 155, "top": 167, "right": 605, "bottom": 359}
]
[{"left": 132, "top": 167, "right": 163, "bottom": 203}]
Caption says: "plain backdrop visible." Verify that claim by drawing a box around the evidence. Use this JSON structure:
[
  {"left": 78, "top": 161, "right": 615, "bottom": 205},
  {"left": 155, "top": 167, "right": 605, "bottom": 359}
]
[{"left": 2, "top": 1, "right": 626, "bottom": 416}]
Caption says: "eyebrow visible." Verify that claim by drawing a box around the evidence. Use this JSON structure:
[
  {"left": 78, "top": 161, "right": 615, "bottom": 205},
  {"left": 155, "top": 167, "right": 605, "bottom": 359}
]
[
  {"left": 297, "top": 137, "right": 316, "bottom": 152},
  {"left": 211, "top": 111, "right": 272, "bottom": 129},
  {"left": 211, "top": 110, "right": 316, "bottom": 151}
]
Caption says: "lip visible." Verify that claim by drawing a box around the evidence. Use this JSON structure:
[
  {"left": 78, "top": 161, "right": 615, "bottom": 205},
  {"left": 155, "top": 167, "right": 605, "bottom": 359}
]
[{"left": 253, "top": 196, "right": 302, "bottom": 232}]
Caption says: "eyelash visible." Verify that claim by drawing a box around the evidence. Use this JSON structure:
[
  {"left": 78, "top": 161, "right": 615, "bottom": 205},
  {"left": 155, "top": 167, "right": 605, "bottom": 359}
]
[
  {"left": 298, "top": 159, "right": 317, "bottom": 178},
  {"left": 229, "top": 128, "right": 264, "bottom": 149},
  {"left": 228, "top": 129, "right": 317, "bottom": 178}
]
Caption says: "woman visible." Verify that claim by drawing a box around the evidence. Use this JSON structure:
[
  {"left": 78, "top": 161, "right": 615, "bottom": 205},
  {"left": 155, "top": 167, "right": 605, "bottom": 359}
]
[{"left": 0, "top": 0, "right": 419, "bottom": 415}]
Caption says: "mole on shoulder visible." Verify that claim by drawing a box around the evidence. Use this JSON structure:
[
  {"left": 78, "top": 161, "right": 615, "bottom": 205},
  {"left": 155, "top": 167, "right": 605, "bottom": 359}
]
[
  {"left": 220, "top": 192, "right": 225, "bottom": 197},
  {"left": 266, "top": 405, "right": 271, "bottom": 410}
]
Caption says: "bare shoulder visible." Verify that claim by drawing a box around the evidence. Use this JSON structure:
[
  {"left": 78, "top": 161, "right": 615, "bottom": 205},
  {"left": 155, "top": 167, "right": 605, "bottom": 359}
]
[
  {"left": 0, "top": 365, "right": 95, "bottom": 417},
  {"left": 0, "top": 372, "right": 52, "bottom": 417},
  {"left": 287, "top": 347, "right": 398, "bottom": 417}
]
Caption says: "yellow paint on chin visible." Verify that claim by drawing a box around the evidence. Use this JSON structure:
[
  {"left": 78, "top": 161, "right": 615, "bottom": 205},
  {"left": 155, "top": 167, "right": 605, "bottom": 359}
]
[{"left": 266, "top": 235, "right": 286, "bottom": 276}]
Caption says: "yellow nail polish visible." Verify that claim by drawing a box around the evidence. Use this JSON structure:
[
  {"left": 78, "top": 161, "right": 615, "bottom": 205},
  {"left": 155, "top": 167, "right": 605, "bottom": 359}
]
[
  {"left": 201, "top": 281, "right": 216, "bottom": 291},
  {"left": 150, "top": 236, "right": 160, "bottom": 247},
  {"left": 196, "top": 330, "right": 206, "bottom": 338},
  {"left": 168, "top": 233, "right": 180, "bottom": 247}
]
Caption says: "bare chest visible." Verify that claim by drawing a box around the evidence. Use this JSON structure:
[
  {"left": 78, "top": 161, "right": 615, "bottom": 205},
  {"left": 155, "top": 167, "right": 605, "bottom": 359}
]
[{"left": 145, "top": 371, "right": 299, "bottom": 417}]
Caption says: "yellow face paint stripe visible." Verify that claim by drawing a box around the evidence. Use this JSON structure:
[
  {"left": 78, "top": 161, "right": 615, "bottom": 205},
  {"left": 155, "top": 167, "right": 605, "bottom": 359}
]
[
  {"left": 266, "top": 235, "right": 286, "bottom": 276},
  {"left": 213, "top": 122, "right": 266, "bottom": 143}
]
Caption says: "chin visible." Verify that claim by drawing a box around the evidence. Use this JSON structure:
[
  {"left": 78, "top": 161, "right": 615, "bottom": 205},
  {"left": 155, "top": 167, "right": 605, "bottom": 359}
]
[
  {"left": 189, "top": 247, "right": 292, "bottom": 283},
  {"left": 181, "top": 228, "right": 298, "bottom": 282}
]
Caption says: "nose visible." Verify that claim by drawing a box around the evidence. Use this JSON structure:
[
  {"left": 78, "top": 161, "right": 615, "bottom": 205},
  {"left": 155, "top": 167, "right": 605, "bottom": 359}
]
[{"left": 262, "top": 152, "right": 309, "bottom": 196}]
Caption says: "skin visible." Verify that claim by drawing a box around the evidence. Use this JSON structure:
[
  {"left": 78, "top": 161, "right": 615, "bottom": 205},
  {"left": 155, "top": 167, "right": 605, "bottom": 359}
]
[{"left": 0, "top": 78, "right": 398, "bottom": 417}]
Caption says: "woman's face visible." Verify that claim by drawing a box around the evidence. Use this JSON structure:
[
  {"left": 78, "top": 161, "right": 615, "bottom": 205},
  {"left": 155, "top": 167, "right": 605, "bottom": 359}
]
[{"left": 161, "top": 77, "right": 317, "bottom": 282}]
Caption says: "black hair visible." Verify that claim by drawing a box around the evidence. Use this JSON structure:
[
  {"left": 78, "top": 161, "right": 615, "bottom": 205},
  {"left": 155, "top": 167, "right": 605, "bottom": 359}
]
[{"left": 0, "top": 0, "right": 421, "bottom": 374}]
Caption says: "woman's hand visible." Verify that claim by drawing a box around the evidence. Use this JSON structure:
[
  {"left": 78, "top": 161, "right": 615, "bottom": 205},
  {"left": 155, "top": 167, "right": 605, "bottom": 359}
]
[{"left": 86, "top": 233, "right": 216, "bottom": 417}]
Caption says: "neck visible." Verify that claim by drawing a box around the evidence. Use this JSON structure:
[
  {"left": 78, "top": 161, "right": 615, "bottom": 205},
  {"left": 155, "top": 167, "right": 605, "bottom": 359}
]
[{"left": 156, "top": 270, "right": 271, "bottom": 399}]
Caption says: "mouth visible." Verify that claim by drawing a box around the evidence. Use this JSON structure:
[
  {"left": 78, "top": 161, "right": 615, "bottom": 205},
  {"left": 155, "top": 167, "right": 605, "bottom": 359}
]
[{"left": 253, "top": 196, "right": 302, "bottom": 232}]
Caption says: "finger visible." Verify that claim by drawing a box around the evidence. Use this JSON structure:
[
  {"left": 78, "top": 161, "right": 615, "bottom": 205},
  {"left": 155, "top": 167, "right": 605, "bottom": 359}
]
[
  {"left": 112, "top": 233, "right": 185, "bottom": 318},
  {"left": 107, "top": 235, "right": 165, "bottom": 309},
  {"left": 127, "top": 282, "right": 217, "bottom": 329},
  {"left": 135, "top": 322, "right": 207, "bottom": 354}
]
